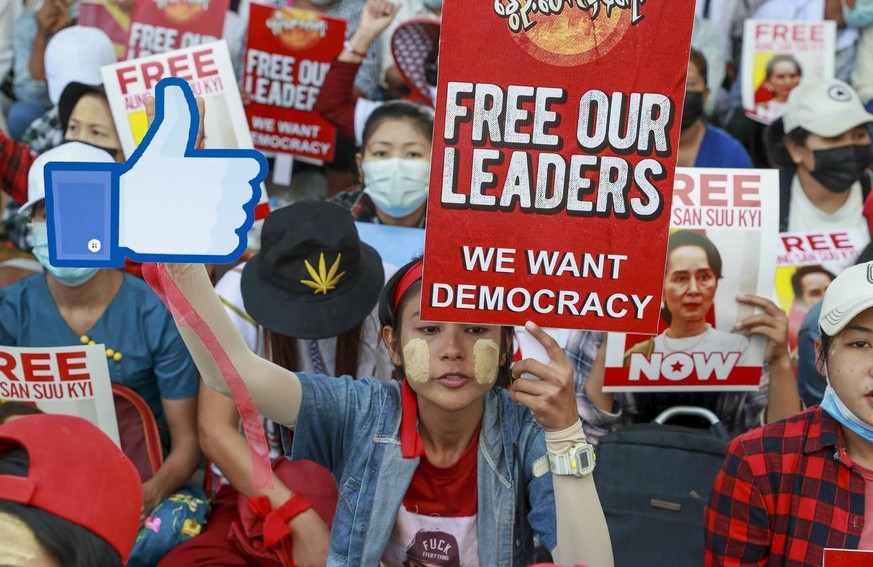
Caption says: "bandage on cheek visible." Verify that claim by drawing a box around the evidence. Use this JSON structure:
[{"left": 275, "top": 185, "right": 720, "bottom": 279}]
[
  {"left": 403, "top": 338, "right": 430, "bottom": 383},
  {"left": 474, "top": 339, "right": 499, "bottom": 384}
]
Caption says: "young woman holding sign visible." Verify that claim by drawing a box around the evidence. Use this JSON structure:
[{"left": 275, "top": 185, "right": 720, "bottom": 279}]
[{"left": 146, "top": 257, "right": 614, "bottom": 567}]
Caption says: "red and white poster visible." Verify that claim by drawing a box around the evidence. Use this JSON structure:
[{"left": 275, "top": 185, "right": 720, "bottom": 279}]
[
  {"left": 823, "top": 549, "right": 873, "bottom": 567},
  {"left": 243, "top": 4, "right": 345, "bottom": 160},
  {"left": 603, "top": 168, "right": 779, "bottom": 392},
  {"left": 125, "top": 0, "right": 230, "bottom": 60},
  {"left": 420, "top": 1, "right": 697, "bottom": 333},
  {"left": 0, "top": 345, "right": 119, "bottom": 445},
  {"left": 776, "top": 231, "right": 865, "bottom": 359},
  {"left": 741, "top": 20, "right": 836, "bottom": 125}
]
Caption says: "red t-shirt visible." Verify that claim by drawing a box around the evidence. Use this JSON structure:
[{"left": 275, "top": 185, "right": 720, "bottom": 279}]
[
  {"left": 381, "top": 429, "right": 481, "bottom": 566},
  {"left": 855, "top": 462, "right": 873, "bottom": 550}
]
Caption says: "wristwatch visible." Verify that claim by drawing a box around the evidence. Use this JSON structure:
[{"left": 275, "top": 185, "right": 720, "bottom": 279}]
[{"left": 548, "top": 442, "right": 596, "bottom": 477}]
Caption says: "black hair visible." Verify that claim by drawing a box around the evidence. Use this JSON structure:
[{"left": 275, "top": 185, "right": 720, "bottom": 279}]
[
  {"left": 378, "top": 257, "right": 514, "bottom": 387},
  {"left": 0, "top": 447, "right": 123, "bottom": 567},
  {"left": 665, "top": 230, "right": 723, "bottom": 279},
  {"left": 764, "top": 118, "right": 811, "bottom": 169},
  {"left": 661, "top": 231, "right": 723, "bottom": 325},
  {"left": 790, "top": 265, "right": 836, "bottom": 297},
  {"left": 0, "top": 402, "right": 41, "bottom": 423},
  {"left": 360, "top": 101, "right": 435, "bottom": 151},
  {"left": 765, "top": 54, "right": 802, "bottom": 80},
  {"left": 688, "top": 48, "right": 708, "bottom": 86}
]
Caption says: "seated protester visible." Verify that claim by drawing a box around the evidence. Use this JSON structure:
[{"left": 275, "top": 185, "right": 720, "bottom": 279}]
[
  {"left": 146, "top": 257, "right": 614, "bottom": 566},
  {"left": 763, "top": 78, "right": 873, "bottom": 242},
  {"left": 316, "top": 0, "right": 438, "bottom": 145},
  {"left": 796, "top": 242, "right": 873, "bottom": 406},
  {"left": 705, "top": 261, "right": 873, "bottom": 564},
  {"left": 0, "top": 143, "right": 202, "bottom": 565},
  {"left": 8, "top": 0, "right": 76, "bottom": 141},
  {"left": 22, "top": 25, "right": 117, "bottom": 154},
  {"left": 160, "top": 201, "right": 393, "bottom": 566},
  {"left": 0, "top": 413, "right": 143, "bottom": 567},
  {"left": 568, "top": 236, "right": 800, "bottom": 444},
  {"left": 329, "top": 100, "right": 433, "bottom": 228},
  {"left": 379, "top": 0, "right": 440, "bottom": 98},
  {"left": 677, "top": 49, "right": 753, "bottom": 168}
]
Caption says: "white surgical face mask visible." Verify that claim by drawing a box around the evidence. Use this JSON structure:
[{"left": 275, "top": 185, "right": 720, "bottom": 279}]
[
  {"left": 31, "top": 222, "right": 99, "bottom": 287},
  {"left": 362, "top": 158, "right": 430, "bottom": 219},
  {"left": 422, "top": 0, "right": 443, "bottom": 8}
]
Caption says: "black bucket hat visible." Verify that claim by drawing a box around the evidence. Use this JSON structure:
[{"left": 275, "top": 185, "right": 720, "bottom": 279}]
[{"left": 241, "top": 201, "right": 384, "bottom": 340}]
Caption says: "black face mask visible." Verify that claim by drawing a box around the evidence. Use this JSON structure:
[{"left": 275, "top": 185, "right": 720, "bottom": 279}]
[
  {"left": 810, "top": 144, "right": 872, "bottom": 193},
  {"left": 63, "top": 138, "right": 120, "bottom": 161},
  {"left": 681, "top": 91, "right": 704, "bottom": 131}
]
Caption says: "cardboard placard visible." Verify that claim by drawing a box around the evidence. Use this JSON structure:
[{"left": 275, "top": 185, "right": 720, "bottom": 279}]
[
  {"left": 0, "top": 345, "right": 119, "bottom": 445},
  {"left": 125, "top": 0, "right": 230, "bottom": 60},
  {"left": 741, "top": 19, "right": 836, "bottom": 124},
  {"left": 420, "top": 1, "right": 696, "bottom": 333},
  {"left": 243, "top": 4, "right": 345, "bottom": 160},
  {"left": 776, "top": 230, "right": 866, "bottom": 356},
  {"left": 604, "top": 168, "right": 779, "bottom": 392}
]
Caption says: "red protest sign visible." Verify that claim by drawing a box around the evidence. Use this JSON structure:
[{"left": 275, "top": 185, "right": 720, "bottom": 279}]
[
  {"left": 125, "top": 0, "right": 229, "bottom": 60},
  {"left": 420, "top": 1, "right": 696, "bottom": 333},
  {"left": 824, "top": 549, "right": 873, "bottom": 567},
  {"left": 243, "top": 5, "right": 345, "bottom": 160}
]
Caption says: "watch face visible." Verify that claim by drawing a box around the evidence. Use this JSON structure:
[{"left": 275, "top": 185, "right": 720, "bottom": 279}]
[{"left": 576, "top": 449, "right": 592, "bottom": 470}]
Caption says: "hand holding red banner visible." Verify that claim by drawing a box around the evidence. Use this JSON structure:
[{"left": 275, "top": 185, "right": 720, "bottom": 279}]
[{"left": 510, "top": 321, "right": 578, "bottom": 432}]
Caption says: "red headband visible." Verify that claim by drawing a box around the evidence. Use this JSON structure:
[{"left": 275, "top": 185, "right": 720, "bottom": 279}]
[{"left": 393, "top": 259, "right": 424, "bottom": 311}]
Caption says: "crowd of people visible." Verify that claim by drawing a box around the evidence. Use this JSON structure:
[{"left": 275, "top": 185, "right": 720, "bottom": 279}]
[{"left": 2, "top": 0, "right": 873, "bottom": 566}]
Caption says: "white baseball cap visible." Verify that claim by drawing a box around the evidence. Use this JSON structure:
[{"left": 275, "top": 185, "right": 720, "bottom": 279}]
[
  {"left": 782, "top": 78, "right": 873, "bottom": 138},
  {"left": 44, "top": 26, "right": 117, "bottom": 105},
  {"left": 20, "top": 142, "right": 115, "bottom": 217},
  {"left": 819, "top": 262, "right": 873, "bottom": 336}
]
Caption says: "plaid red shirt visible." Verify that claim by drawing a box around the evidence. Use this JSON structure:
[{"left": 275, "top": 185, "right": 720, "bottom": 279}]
[
  {"left": 705, "top": 407, "right": 866, "bottom": 566},
  {"left": 1, "top": 131, "right": 35, "bottom": 204}
]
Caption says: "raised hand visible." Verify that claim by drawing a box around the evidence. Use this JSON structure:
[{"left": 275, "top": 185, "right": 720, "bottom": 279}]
[{"left": 734, "top": 294, "right": 789, "bottom": 365}]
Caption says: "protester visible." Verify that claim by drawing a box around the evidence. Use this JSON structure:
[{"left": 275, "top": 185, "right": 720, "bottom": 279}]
[
  {"left": 379, "top": 0, "right": 441, "bottom": 96},
  {"left": 316, "top": 0, "right": 438, "bottom": 145},
  {"left": 8, "top": 0, "right": 76, "bottom": 141},
  {"left": 0, "top": 142, "right": 202, "bottom": 566},
  {"left": 677, "top": 51, "right": 754, "bottom": 167},
  {"left": 160, "top": 201, "right": 392, "bottom": 566},
  {"left": 764, "top": 78, "right": 873, "bottom": 244},
  {"left": 329, "top": 100, "right": 433, "bottom": 228},
  {"left": 0, "top": 413, "right": 143, "bottom": 567},
  {"left": 22, "top": 25, "right": 116, "bottom": 154},
  {"left": 705, "top": 261, "right": 873, "bottom": 564},
  {"left": 144, "top": 256, "right": 614, "bottom": 566}
]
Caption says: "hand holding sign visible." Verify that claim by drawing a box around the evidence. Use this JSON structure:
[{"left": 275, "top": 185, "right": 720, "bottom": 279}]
[{"left": 45, "top": 78, "right": 267, "bottom": 268}]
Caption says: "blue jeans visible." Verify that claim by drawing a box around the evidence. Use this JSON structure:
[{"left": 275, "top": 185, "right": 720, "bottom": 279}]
[{"left": 6, "top": 100, "right": 48, "bottom": 141}]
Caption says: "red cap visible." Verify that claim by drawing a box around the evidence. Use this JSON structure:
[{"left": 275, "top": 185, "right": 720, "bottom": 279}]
[{"left": 0, "top": 414, "right": 143, "bottom": 561}]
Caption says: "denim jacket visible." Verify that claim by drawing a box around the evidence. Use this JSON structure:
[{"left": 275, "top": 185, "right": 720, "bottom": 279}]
[{"left": 284, "top": 374, "right": 558, "bottom": 566}]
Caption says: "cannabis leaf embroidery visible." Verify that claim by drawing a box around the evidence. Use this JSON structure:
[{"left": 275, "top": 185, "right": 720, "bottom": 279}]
[{"left": 300, "top": 253, "right": 345, "bottom": 295}]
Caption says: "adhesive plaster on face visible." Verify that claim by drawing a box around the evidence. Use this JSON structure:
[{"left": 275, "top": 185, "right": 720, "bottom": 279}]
[
  {"left": 403, "top": 338, "right": 430, "bottom": 383},
  {"left": 474, "top": 339, "right": 500, "bottom": 384}
]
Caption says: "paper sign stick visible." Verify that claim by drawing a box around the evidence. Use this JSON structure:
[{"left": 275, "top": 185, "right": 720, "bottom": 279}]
[{"left": 44, "top": 77, "right": 268, "bottom": 267}]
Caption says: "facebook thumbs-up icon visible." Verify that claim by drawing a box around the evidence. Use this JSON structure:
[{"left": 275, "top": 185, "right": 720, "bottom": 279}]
[{"left": 44, "top": 77, "right": 267, "bottom": 268}]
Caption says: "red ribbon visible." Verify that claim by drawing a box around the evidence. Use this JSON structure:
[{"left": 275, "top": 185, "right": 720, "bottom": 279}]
[
  {"left": 141, "top": 263, "right": 273, "bottom": 491},
  {"left": 247, "top": 494, "right": 313, "bottom": 549},
  {"left": 400, "top": 380, "right": 425, "bottom": 459}
]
